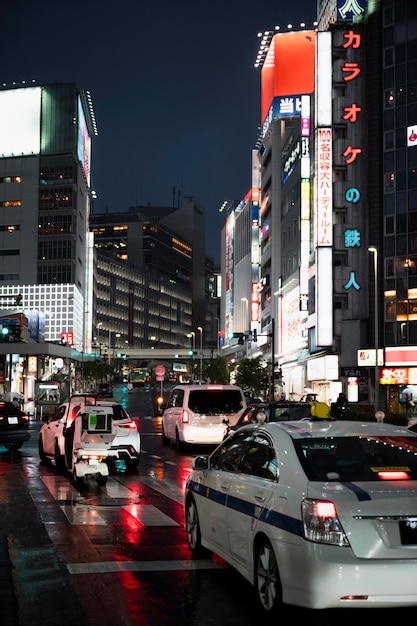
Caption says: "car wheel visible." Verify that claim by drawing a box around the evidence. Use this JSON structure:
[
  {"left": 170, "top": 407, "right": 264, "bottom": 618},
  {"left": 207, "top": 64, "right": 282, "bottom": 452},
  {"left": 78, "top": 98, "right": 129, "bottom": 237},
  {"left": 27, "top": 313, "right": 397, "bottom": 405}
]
[
  {"left": 72, "top": 469, "right": 84, "bottom": 490},
  {"left": 255, "top": 538, "right": 281, "bottom": 613},
  {"left": 162, "top": 425, "right": 170, "bottom": 445},
  {"left": 97, "top": 474, "right": 107, "bottom": 486},
  {"left": 128, "top": 457, "right": 139, "bottom": 469},
  {"left": 54, "top": 443, "right": 66, "bottom": 475},
  {"left": 175, "top": 429, "right": 184, "bottom": 451},
  {"left": 185, "top": 495, "right": 209, "bottom": 557},
  {"left": 4, "top": 442, "right": 22, "bottom": 452},
  {"left": 38, "top": 437, "right": 49, "bottom": 464}
]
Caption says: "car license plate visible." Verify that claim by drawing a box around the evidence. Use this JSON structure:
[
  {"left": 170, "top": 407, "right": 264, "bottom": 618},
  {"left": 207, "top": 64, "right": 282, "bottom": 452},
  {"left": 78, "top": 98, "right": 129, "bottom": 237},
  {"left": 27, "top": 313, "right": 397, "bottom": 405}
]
[
  {"left": 7, "top": 416, "right": 18, "bottom": 424},
  {"left": 399, "top": 519, "right": 417, "bottom": 544}
]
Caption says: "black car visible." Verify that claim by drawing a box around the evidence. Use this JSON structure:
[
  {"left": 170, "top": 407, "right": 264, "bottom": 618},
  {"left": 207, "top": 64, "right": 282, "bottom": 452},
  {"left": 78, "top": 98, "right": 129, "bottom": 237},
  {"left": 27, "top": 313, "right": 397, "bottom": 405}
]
[
  {"left": 0, "top": 401, "right": 30, "bottom": 451},
  {"left": 97, "top": 383, "right": 113, "bottom": 397},
  {"left": 223, "top": 400, "right": 319, "bottom": 438}
]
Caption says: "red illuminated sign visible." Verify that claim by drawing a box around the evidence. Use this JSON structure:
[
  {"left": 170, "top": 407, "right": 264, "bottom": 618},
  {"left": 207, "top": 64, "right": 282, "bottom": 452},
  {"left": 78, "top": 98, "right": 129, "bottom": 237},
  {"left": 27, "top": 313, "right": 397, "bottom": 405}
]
[{"left": 60, "top": 331, "right": 74, "bottom": 346}]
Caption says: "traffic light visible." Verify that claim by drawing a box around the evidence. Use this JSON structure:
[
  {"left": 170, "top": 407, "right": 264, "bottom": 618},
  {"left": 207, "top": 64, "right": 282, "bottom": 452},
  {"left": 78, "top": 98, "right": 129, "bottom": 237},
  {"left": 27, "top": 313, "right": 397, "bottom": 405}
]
[
  {"left": 233, "top": 332, "right": 245, "bottom": 345},
  {"left": 0, "top": 325, "right": 11, "bottom": 341}
]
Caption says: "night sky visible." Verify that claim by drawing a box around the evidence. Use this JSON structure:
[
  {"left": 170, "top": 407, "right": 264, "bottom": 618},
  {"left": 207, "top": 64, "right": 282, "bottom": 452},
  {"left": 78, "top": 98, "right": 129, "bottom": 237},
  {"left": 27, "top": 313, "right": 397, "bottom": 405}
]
[{"left": 2, "top": 0, "right": 316, "bottom": 262}]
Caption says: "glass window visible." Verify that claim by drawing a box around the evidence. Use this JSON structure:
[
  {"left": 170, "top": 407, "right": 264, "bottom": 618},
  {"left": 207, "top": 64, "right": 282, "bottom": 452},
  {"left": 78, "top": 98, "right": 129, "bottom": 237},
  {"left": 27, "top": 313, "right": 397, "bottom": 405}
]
[
  {"left": 210, "top": 430, "right": 253, "bottom": 473},
  {"left": 397, "top": 213, "right": 407, "bottom": 233},
  {"left": 396, "top": 107, "right": 407, "bottom": 127},
  {"left": 397, "top": 170, "right": 407, "bottom": 190},
  {"left": 385, "top": 236, "right": 395, "bottom": 256},
  {"left": 408, "top": 190, "right": 417, "bottom": 212},
  {"left": 384, "top": 193, "right": 395, "bottom": 213},
  {"left": 241, "top": 433, "right": 278, "bottom": 481},
  {"left": 408, "top": 37, "right": 417, "bottom": 60},
  {"left": 408, "top": 103, "right": 417, "bottom": 125},
  {"left": 409, "top": 169, "right": 417, "bottom": 189},
  {"left": 384, "top": 130, "right": 394, "bottom": 150},
  {"left": 384, "top": 151, "right": 395, "bottom": 170},
  {"left": 397, "top": 149, "right": 406, "bottom": 169},
  {"left": 385, "top": 215, "right": 395, "bottom": 234},
  {"left": 384, "top": 108, "right": 395, "bottom": 129},
  {"left": 395, "top": 23, "right": 407, "bottom": 44},
  {"left": 385, "top": 299, "right": 395, "bottom": 320},
  {"left": 294, "top": 435, "right": 417, "bottom": 482},
  {"left": 396, "top": 85, "right": 406, "bottom": 106},
  {"left": 384, "top": 47, "right": 394, "bottom": 67},
  {"left": 386, "top": 258, "right": 395, "bottom": 276},
  {"left": 383, "top": 6, "right": 393, "bottom": 26},
  {"left": 188, "top": 389, "right": 244, "bottom": 415},
  {"left": 408, "top": 82, "right": 417, "bottom": 103},
  {"left": 396, "top": 191, "right": 407, "bottom": 212},
  {"left": 409, "top": 211, "right": 417, "bottom": 233},
  {"left": 396, "top": 63, "right": 406, "bottom": 83},
  {"left": 408, "top": 60, "right": 417, "bottom": 82},
  {"left": 384, "top": 171, "right": 395, "bottom": 192}
]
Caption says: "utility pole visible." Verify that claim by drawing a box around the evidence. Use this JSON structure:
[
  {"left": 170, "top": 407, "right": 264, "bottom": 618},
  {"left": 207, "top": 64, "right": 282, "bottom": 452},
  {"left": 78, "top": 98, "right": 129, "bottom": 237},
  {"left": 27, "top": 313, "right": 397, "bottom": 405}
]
[{"left": 270, "top": 318, "right": 275, "bottom": 401}]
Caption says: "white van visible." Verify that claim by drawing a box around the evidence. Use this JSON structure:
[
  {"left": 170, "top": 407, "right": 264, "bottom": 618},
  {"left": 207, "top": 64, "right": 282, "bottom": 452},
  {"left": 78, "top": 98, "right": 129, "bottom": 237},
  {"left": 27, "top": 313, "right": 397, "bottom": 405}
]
[{"left": 161, "top": 384, "right": 247, "bottom": 450}]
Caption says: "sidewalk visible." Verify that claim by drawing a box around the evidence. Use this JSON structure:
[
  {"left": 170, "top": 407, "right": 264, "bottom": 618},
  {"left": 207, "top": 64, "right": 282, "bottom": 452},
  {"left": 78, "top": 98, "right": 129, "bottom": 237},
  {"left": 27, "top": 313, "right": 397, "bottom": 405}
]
[{"left": 0, "top": 422, "right": 88, "bottom": 626}]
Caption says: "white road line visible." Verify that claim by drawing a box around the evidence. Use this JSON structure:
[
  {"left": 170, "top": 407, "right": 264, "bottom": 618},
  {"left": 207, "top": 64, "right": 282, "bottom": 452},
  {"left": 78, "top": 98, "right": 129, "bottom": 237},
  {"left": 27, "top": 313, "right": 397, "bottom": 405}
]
[{"left": 67, "top": 559, "right": 229, "bottom": 574}]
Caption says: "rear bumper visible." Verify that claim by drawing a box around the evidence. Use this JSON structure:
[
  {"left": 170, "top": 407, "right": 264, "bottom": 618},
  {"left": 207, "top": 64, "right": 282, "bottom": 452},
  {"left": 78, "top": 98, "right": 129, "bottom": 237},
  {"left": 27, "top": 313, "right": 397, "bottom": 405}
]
[
  {"left": 0, "top": 430, "right": 30, "bottom": 444},
  {"left": 108, "top": 444, "right": 139, "bottom": 461}
]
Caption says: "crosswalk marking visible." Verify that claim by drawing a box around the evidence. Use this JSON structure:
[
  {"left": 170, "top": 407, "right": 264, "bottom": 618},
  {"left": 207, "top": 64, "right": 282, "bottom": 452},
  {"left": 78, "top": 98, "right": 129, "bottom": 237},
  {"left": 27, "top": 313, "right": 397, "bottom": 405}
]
[
  {"left": 40, "top": 474, "right": 181, "bottom": 527},
  {"left": 123, "top": 503, "right": 179, "bottom": 526}
]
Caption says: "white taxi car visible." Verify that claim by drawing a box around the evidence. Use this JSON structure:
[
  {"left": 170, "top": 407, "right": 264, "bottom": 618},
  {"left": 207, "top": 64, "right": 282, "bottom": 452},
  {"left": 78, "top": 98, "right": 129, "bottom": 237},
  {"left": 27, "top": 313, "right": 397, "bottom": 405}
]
[
  {"left": 185, "top": 419, "right": 417, "bottom": 611},
  {"left": 39, "top": 393, "right": 140, "bottom": 471}
]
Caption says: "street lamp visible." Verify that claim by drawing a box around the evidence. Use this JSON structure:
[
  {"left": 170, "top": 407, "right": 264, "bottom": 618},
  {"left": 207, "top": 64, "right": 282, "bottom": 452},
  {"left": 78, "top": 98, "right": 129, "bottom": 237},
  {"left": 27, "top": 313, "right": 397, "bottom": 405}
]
[
  {"left": 198, "top": 326, "right": 203, "bottom": 383},
  {"left": 368, "top": 246, "right": 379, "bottom": 413},
  {"left": 188, "top": 332, "right": 195, "bottom": 381}
]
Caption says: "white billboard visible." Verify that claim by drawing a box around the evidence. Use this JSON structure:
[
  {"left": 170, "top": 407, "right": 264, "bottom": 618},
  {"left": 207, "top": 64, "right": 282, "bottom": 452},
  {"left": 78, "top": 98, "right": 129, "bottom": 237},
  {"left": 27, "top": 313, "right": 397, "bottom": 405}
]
[{"left": 0, "top": 86, "right": 41, "bottom": 156}]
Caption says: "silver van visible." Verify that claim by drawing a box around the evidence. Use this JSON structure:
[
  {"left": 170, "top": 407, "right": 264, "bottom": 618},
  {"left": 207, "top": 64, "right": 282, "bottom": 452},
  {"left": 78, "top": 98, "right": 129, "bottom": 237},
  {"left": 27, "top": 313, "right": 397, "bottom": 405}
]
[{"left": 161, "top": 384, "right": 246, "bottom": 450}]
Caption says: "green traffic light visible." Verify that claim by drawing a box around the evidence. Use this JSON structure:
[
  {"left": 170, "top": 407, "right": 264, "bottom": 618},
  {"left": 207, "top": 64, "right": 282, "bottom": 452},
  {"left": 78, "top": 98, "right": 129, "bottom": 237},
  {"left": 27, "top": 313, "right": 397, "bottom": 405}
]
[{"left": 1, "top": 326, "right": 10, "bottom": 336}]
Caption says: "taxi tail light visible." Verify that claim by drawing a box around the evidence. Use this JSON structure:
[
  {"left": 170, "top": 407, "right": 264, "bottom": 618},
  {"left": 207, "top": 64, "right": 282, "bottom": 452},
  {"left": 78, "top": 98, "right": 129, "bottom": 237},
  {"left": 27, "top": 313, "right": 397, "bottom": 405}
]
[
  {"left": 301, "top": 498, "right": 350, "bottom": 546},
  {"left": 181, "top": 409, "right": 190, "bottom": 424},
  {"left": 117, "top": 421, "right": 137, "bottom": 430}
]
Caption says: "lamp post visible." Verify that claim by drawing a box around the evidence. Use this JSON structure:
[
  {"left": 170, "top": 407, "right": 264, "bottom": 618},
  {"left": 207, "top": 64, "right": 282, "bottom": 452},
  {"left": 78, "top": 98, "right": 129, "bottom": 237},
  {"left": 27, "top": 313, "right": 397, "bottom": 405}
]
[
  {"left": 189, "top": 332, "right": 195, "bottom": 381},
  {"left": 368, "top": 246, "right": 379, "bottom": 413},
  {"left": 198, "top": 326, "right": 203, "bottom": 383},
  {"left": 215, "top": 317, "right": 220, "bottom": 354},
  {"left": 241, "top": 298, "right": 249, "bottom": 358}
]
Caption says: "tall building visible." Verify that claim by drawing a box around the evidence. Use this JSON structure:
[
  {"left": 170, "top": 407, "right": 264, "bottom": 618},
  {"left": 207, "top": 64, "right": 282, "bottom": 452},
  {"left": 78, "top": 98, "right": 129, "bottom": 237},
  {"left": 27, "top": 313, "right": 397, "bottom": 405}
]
[
  {"left": 0, "top": 82, "right": 97, "bottom": 351},
  {"left": 90, "top": 207, "right": 193, "bottom": 349}
]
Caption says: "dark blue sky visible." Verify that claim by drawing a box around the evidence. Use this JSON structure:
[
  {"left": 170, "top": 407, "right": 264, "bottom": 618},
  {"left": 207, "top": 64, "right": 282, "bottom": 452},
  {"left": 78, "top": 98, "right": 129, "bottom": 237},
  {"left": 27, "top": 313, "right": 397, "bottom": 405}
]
[{"left": 2, "top": 0, "right": 316, "bottom": 262}]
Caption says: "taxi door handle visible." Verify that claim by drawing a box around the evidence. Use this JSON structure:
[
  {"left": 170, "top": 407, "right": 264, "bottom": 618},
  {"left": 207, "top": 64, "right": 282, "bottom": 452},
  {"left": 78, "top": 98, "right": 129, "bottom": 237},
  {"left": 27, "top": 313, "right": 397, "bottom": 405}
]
[
  {"left": 255, "top": 493, "right": 266, "bottom": 502},
  {"left": 220, "top": 482, "right": 230, "bottom": 491}
]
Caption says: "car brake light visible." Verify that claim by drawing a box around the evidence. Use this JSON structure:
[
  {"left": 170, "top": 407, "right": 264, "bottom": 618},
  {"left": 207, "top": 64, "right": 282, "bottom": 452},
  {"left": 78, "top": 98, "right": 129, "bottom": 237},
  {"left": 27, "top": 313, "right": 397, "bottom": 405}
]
[
  {"left": 181, "top": 409, "right": 190, "bottom": 424},
  {"left": 377, "top": 470, "right": 410, "bottom": 480},
  {"left": 117, "top": 421, "right": 137, "bottom": 430},
  {"left": 302, "top": 498, "right": 349, "bottom": 546}
]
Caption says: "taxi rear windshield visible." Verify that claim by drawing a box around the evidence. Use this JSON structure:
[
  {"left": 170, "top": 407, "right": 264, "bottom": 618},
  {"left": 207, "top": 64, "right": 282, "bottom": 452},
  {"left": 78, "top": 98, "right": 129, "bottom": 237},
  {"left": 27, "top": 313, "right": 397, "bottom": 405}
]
[
  {"left": 188, "top": 390, "right": 244, "bottom": 416},
  {"left": 294, "top": 435, "right": 417, "bottom": 481}
]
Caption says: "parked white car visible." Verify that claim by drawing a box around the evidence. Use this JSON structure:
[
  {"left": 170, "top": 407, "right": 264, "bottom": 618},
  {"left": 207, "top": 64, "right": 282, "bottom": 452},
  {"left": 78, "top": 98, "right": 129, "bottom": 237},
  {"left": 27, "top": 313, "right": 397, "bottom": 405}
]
[
  {"left": 162, "top": 384, "right": 246, "bottom": 450},
  {"left": 38, "top": 393, "right": 140, "bottom": 471},
  {"left": 185, "top": 418, "right": 417, "bottom": 611}
]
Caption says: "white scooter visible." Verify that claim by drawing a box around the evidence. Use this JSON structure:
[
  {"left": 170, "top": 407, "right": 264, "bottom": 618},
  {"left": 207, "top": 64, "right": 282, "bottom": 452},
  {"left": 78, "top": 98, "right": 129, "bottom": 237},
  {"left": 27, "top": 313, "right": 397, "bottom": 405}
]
[{"left": 69, "top": 406, "right": 115, "bottom": 488}]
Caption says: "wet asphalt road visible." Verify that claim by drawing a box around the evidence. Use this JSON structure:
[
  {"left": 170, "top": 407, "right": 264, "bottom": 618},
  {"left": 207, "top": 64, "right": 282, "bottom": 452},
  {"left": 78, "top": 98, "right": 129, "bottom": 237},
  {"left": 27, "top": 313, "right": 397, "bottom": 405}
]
[{"left": 1, "top": 391, "right": 416, "bottom": 625}]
